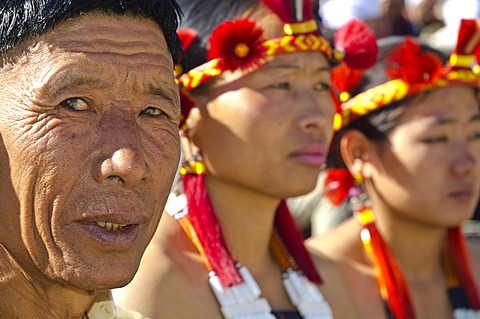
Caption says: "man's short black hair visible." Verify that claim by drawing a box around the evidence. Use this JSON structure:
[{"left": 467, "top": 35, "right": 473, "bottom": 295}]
[{"left": 0, "top": 0, "right": 182, "bottom": 63}]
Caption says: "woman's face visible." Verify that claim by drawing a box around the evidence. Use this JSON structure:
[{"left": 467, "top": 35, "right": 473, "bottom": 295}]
[
  {"left": 190, "top": 49, "right": 334, "bottom": 198},
  {"left": 368, "top": 86, "right": 480, "bottom": 226}
]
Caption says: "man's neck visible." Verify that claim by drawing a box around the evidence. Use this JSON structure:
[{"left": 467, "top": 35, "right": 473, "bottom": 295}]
[{"left": 0, "top": 244, "right": 96, "bottom": 319}]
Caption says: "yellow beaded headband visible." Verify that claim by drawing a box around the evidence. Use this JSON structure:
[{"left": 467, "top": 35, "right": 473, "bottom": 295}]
[
  {"left": 333, "top": 19, "right": 480, "bottom": 131},
  {"left": 176, "top": 18, "right": 331, "bottom": 92}
]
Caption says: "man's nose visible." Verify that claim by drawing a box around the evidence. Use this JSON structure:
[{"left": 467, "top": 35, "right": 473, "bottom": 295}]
[{"left": 93, "top": 117, "right": 150, "bottom": 187}]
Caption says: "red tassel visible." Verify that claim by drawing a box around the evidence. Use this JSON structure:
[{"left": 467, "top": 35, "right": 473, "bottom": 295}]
[
  {"left": 445, "top": 227, "right": 480, "bottom": 309},
  {"left": 362, "top": 220, "right": 415, "bottom": 319},
  {"left": 274, "top": 200, "right": 322, "bottom": 284},
  {"left": 334, "top": 19, "right": 378, "bottom": 70},
  {"left": 182, "top": 172, "right": 242, "bottom": 287}
]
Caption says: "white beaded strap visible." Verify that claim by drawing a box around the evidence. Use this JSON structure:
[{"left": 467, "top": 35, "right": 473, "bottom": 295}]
[
  {"left": 209, "top": 264, "right": 276, "bottom": 319},
  {"left": 453, "top": 309, "right": 480, "bottom": 319},
  {"left": 282, "top": 269, "right": 333, "bottom": 319}
]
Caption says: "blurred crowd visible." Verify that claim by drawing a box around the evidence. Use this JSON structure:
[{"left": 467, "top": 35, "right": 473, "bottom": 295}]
[{"left": 315, "top": 0, "right": 479, "bottom": 55}]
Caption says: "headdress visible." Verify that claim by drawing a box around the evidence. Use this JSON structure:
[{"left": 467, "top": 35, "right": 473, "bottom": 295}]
[
  {"left": 331, "top": 19, "right": 480, "bottom": 131},
  {"left": 176, "top": 0, "right": 378, "bottom": 124}
]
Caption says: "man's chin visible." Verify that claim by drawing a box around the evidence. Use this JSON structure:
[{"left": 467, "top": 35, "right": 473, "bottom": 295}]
[
  {"left": 55, "top": 262, "right": 139, "bottom": 291},
  {"left": 70, "top": 274, "right": 136, "bottom": 291}
]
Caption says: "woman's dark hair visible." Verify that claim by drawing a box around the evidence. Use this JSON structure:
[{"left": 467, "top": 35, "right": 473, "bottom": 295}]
[
  {"left": 177, "top": 0, "right": 259, "bottom": 72},
  {"left": 327, "top": 36, "right": 448, "bottom": 169},
  {"left": 0, "top": 0, "right": 182, "bottom": 63}
]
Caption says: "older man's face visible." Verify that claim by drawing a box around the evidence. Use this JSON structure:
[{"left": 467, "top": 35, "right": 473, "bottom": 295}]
[{"left": 0, "top": 13, "right": 180, "bottom": 289}]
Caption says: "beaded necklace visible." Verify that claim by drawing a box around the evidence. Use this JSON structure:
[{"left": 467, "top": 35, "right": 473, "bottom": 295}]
[{"left": 166, "top": 193, "right": 333, "bottom": 319}]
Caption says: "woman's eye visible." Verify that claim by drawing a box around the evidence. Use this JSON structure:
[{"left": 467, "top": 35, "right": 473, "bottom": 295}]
[
  {"left": 314, "top": 82, "right": 330, "bottom": 91},
  {"left": 468, "top": 131, "right": 480, "bottom": 141},
  {"left": 141, "top": 106, "right": 164, "bottom": 116},
  {"left": 269, "top": 82, "right": 290, "bottom": 90},
  {"left": 422, "top": 136, "right": 448, "bottom": 144},
  {"left": 59, "top": 98, "right": 89, "bottom": 111}
]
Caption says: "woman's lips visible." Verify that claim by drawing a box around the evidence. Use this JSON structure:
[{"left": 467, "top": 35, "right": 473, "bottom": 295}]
[
  {"left": 448, "top": 190, "right": 476, "bottom": 201},
  {"left": 290, "top": 143, "right": 326, "bottom": 166},
  {"left": 291, "top": 153, "right": 326, "bottom": 166}
]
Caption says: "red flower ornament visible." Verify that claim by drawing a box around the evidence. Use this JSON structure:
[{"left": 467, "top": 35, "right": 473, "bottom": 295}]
[
  {"left": 386, "top": 38, "right": 443, "bottom": 86},
  {"left": 208, "top": 19, "right": 267, "bottom": 71}
]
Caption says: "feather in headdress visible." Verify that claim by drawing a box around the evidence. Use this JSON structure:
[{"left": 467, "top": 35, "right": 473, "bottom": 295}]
[{"left": 261, "top": 0, "right": 314, "bottom": 23}]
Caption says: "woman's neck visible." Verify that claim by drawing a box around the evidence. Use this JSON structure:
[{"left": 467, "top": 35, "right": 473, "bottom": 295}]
[
  {"left": 205, "top": 175, "right": 281, "bottom": 272},
  {"left": 0, "top": 244, "right": 95, "bottom": 319},
  {"left": 372, "top": 202, "right": 447, "bottom": 281}
]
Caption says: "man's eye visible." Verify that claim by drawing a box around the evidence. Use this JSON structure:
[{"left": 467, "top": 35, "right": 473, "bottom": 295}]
[
  {"left": 141, "top": 107, "right": 164, "bottom": 116},
  {"left": 59, "top": 98, "right": 89, "bottom": 111}
]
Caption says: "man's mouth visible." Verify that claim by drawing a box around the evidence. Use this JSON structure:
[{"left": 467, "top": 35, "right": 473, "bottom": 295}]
[{"left": 95, "top": 221, "right": 128, "bottom": 231}]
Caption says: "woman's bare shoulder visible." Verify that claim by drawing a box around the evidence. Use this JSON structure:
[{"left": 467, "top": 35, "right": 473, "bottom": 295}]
[
  {"left": 113, "top": 211, "right": 209, "bottom": 318},
  {"left": 306, "top": 217, "right": 362, "bottom": 262}
]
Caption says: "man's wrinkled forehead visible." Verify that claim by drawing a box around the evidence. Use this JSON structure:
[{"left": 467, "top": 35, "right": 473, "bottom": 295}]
[
  {"left": 43, "top": 13, "right": 171, "bottom": 63},
  {"left": 1, "top": 12, "right": 173, "bottom": 71}
]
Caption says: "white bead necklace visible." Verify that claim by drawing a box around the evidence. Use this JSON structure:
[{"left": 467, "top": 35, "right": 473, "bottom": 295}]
[{"left": 166, "top": 194, "right": 334, "bottom": 319}]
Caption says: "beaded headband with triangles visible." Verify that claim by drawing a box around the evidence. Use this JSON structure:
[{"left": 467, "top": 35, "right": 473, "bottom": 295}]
[
  {"left": 177, "top": 0, "right": 329, "bottom": 92},
  {"left": 332, "top": 19, "right": 480, "bottom": 131}
]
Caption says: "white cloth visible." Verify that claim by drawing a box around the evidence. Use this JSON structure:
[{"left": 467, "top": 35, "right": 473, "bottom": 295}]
[
  {"left": 442, "top": 0, "right": 480, "bottom": 30},
  {"left": 319, "top": 0, "right": 384, "bottom": 29}
]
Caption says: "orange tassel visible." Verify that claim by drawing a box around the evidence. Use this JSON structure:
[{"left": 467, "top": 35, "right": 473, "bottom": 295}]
[
  {"left": 445, "top": 227, "right": 480, "bottom": 309},
  {"left": 358, "top": 208, "right": 415, "bottom": 319}
]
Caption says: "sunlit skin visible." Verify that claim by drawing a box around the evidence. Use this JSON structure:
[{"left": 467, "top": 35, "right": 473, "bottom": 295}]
[
  {"left": 193, "top": 50, "right": 335, "bottom": 199},
  {"left": 114, "top": 5, "right": 360, "bottom": 319},
  {"left": 308, "top": 86, "right": 480, "bottom": 319},
  {"left": 0, "top": 13, "right": 180, "bottom": 318}
]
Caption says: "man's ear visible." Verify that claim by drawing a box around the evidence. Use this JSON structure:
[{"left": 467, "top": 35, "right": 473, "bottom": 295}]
[{"left": 339, "top": 129, "right": 375, "bottom": 179}]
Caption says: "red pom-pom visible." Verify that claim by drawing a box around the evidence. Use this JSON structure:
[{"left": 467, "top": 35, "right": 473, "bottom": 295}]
[
  {"left": 334, "top": 19, "right": 378, "bottom": 70},
  {"left": 208, "top": 19, "right": 266, "bottom": 71},
  {"left": 323, "top": 168, "right": 356, "bottom": 206},
  {"left": 386, "top": 37, "right": 442, "bottom": 84}
]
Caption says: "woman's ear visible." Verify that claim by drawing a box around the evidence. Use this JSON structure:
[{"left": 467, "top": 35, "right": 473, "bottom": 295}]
[
  {"left": 180, "top": 106, "right": 202, "bottom": 161},
  {"left": 184, "top": 107, "right": 201, "bottom": 140},
  {"left": 340, "top": 130, "right": 374, "bottom": 179}
]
